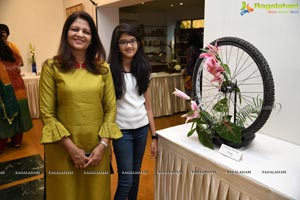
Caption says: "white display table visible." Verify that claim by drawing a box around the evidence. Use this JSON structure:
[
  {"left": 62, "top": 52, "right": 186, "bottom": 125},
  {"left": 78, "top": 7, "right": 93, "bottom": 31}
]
[
  {"left": 150, "top": 72, "right": 188, "bottom": 117},
  {"left": 22, "top": 75, "right": 40, "bottom": 118},
  {"left": 155, "top": 123, "right": 300, "bottom": 200}
]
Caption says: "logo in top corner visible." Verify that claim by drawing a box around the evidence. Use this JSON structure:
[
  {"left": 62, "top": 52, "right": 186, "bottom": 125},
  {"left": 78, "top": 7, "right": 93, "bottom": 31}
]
[{"left": 240, "top": 1, "right": 254, "bottom": 15}]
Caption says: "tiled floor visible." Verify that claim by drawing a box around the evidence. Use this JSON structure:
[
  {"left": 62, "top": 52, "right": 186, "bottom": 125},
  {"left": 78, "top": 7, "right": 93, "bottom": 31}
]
[
  {"left": 0, "top": 154, "right": 44, "bottom": 185},
  {"left": 0, "top": 114, "right": 185, "bottom": 199},
  {"left": 0, "top": 119, "right": 44, "bottom": 200}
]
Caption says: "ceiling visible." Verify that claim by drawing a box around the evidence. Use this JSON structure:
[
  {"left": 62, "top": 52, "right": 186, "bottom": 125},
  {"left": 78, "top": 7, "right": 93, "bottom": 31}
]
[{"left": 120, "top": 0, "right": 204, "bottom": 13}]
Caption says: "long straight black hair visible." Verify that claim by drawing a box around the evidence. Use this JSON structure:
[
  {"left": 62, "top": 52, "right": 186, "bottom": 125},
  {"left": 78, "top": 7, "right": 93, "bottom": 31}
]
[
  {"left": 55, "top": 11, "right": 107, "bottom": 75},
  {"left": 108, "top": 23, "right": 151, "bottom": 99}
]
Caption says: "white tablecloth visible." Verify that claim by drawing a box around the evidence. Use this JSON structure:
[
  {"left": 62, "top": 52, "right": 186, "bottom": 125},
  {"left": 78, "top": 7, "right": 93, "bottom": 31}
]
[
  {"left": 155, "top": 123, "right": 300, "bottom": 200},
  {"left": 22, "top": 76, "right": 40, "bottom": 118},
  {"left": 150, "top": 72, "right": 188, "bottom": 117}
]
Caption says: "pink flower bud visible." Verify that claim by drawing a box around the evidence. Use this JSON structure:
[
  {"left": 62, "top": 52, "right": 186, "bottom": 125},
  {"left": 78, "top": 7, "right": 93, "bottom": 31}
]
[{"left": 172, "top": 88, "right": 191, "bottom": 101}]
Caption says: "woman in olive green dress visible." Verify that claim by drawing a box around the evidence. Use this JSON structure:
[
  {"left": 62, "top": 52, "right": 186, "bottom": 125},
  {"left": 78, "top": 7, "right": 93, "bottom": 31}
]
[{"left": 39, "top": 11, "right": 122, "bottom": 200}]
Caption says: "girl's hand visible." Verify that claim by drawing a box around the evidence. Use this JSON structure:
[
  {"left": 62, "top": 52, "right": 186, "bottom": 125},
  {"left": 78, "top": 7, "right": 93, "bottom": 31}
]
[{"left": 151, "top": 139, "right": 158, "bottom": 158}]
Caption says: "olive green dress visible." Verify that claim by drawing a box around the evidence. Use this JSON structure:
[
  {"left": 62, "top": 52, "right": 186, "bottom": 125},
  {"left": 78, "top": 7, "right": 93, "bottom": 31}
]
[{"left": 39, "top": 59, "right": 122, "bottom": 200}]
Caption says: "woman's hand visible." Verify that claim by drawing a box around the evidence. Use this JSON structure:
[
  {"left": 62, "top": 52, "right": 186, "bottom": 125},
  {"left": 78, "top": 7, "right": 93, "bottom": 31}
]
[
  {"left": 84, "top": 143, "right": 106, "bottom": 168},
  {"left": 69, "top": 147, "right": 90, "bottom": 169},
  {"left": 59, "top": 137, "right": 89, "bottom": 169}
]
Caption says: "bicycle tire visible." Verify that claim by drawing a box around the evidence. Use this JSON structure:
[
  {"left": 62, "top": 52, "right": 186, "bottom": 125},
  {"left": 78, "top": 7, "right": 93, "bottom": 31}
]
[{"left": 192, "top": 37, "right": 275, "bottom": 148}]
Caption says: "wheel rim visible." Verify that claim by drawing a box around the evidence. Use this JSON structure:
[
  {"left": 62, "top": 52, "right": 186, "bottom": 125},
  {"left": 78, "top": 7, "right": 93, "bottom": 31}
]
[{"left": 193, "top": 37, "right": 274, "bottom": 142}]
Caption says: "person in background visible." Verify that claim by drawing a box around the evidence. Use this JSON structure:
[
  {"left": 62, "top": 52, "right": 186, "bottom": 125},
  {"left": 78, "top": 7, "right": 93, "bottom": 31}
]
[
  {"left": 39, "top": 11, "right": 122, "bottom": 200},
  {"left": 0, "top": 24, "right": 24, "bottom": 67},
  {"left": 182, "top": 30, "right": 202, "bottom": 97},
  {"left": 0, "top": 30, "right": 32, "bottom": 153},
  {"left": 108, "top": 23, "right": 158, "bottom": 200}
]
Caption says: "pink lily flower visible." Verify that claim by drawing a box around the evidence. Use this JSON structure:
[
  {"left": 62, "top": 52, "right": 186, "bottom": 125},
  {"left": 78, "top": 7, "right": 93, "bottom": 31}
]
[
  {"left": 206, "top": 59, "right": 224, "bottom": 76},
  {"left": 199, "top": 52, "right": 215, "bottom": 59},
  {"left": 181, "top": 101, "right": 200, "bottom": 123},
  {"left": 211, "top": 74, "right": 224, "bottom": 89},
  {"left": 213, "top": 63, "right": 225, "bottom": 75},
  {"left": 191, "top": 101, "right": 199, "bottom": 113},
  {"left": 206, "top": 58, "right": 217, "bottom": 73},
  {"left": 207, "top": 43, "right": 220, "bottom": 55},
  {"left": 173, "top": 88, "right": 191, "bottom": 101},
  {"left": 205, "top": 57, "right": 217, "bottom": 65},
  {"left": 211, "top": 74, "right": 223, "bottom": 83}
]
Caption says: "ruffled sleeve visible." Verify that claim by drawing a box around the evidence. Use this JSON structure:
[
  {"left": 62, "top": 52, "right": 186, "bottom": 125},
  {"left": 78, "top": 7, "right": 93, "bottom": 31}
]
[
  {"left": 41, "top": 121, "right": 70, "bottom": 143},
  {"left": 98, "top": 122, "right": 122, "bottom": 139},
  {"left": 98, "top": 63, "right": 122, "bottom": 139},
  {"left": 39, "top": 59, "right": 70, "bottom": 144}
]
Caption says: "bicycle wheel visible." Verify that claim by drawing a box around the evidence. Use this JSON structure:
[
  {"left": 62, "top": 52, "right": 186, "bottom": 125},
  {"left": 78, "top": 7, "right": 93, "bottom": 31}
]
[{"left": 192, "top": 37, "right": 275, "bottom": 148}]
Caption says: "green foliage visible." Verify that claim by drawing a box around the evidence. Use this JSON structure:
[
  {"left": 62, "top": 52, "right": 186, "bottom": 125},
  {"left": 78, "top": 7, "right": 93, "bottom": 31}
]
[
  {"left": 196, "top": 124, "right": 214, "bottom": 149},
  {"left": 213, "top": 98, "right": 229, "bottom": 113},
  {"left": 222, "top": 64, "right": 231, "bottom": 76},
  {"left": 236, "top": 96, "right": 263, "bottom": 128},
  {"left": 214, "top": 119, "right": 242, "bottom": 143}
]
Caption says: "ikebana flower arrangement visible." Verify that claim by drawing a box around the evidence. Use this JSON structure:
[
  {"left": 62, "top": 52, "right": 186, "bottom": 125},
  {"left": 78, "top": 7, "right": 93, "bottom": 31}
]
[
  {"left": 173, "top": 88, "right": 242, "bottom": 149},
  {"left": 173, "top": 43, "right": 243, "bottom": 149}
]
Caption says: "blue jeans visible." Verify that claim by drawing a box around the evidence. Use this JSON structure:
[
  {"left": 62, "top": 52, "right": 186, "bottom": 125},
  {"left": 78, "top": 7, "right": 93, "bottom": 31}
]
[{"left": 113, "top": 125, "right": 148, "bottom": 200}]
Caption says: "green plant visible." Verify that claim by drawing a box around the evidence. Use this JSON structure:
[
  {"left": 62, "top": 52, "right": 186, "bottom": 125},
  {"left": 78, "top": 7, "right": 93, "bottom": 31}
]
[{"left": 29, "top": 43, "right": 36, "bottom": 65}]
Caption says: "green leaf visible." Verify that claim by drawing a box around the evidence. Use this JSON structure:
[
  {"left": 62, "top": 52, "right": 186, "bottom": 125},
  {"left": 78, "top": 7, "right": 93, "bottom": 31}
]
[
  {"left": 213, "top": 98, "right": 229, "bottom": 113},
  {"left": 223, "top": 115, "right": 232, "bottom": 121},
  {"left": 234, "top": 87, "right": 242, "bottom": 104},
  {"left": 196, "top": 125, "right": 214, "bottom": 149},
  {"left": 187, "top": 127, "right": 196, "bottom": 137},
  {"left": 214, "top": 120, "right": 242, "bottom": 143},
  {"left": 200, "top": 110, "right": 215, "bottom": 125},
  {"left": 190, "top": 117, "right": 206, "bottom": 124},
  {"left": 222, "top": 64, "right": 231, "bottom": 76}
]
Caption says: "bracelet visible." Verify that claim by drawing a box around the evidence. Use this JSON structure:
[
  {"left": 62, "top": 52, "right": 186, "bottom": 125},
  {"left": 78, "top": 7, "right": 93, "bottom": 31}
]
[
  {"left": 100, "top": 140, "right": 108, "bottom": 148},
  {"left": 151, "top": 135, "right": 158, "bottom": 140}
]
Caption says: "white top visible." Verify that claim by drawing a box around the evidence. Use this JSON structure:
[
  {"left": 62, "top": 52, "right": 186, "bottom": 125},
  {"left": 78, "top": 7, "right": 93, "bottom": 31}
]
[{"left": 116, "top": 73, "right": 149, "bottom": 129}]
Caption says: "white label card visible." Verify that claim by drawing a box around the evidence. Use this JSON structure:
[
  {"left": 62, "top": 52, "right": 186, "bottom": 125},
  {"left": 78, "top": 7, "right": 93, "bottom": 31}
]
[{"left": 218, "top": 144, "right": 243, "bottom": 161}]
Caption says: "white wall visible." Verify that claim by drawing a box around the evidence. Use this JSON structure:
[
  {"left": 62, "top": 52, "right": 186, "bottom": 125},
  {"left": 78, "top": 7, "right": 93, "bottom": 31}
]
[
  {"left": 204, "top": 0, "right": 300, "bottom": 145},
  {"left": 97, "top": 7, "right": 119, "bottom": 55},
  {"left": 95, "top": 0, "right": 153, "bottom": 55},
  {"left": 0, "top": 0, "right": 65, "bottom": 73}
]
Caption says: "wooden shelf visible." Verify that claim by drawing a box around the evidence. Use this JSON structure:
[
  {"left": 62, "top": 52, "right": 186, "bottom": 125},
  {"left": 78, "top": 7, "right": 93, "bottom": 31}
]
[{"left": 174, "top": 28, "right": 204, "bottom": 66}]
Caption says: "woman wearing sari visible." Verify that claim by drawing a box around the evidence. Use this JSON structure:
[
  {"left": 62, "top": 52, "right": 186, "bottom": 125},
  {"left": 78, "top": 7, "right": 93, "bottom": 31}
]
[{"left": 0, "top": 25, "right": 32, "bottom": 153}]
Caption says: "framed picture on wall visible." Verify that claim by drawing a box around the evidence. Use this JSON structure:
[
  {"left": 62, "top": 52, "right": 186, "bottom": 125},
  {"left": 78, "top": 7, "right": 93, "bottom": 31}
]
[{"left": 66, "top": 4, "right": 84, "bottom": 18}]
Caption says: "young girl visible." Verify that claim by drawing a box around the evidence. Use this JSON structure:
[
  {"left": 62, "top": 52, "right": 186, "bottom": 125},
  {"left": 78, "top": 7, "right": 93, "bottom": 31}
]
[{"left": 108, "top": 23, "right": 158, "bottom": 200}]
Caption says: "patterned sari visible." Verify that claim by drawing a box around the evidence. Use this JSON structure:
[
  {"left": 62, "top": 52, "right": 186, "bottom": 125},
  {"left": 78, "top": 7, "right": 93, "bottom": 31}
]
[{"left": 0, "top": 58, "right": 32, "bottom": 139}]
